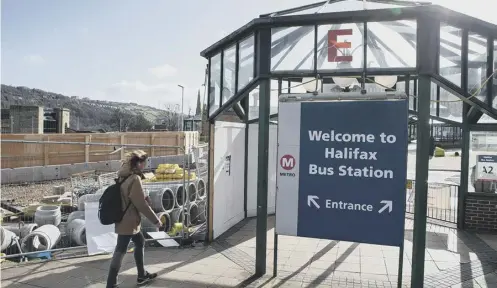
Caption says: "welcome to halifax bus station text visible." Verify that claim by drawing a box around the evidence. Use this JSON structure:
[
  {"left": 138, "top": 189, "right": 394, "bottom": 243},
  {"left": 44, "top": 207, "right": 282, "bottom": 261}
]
[{"left": 307, "top": 130, "right": 398, "bottom": 179}]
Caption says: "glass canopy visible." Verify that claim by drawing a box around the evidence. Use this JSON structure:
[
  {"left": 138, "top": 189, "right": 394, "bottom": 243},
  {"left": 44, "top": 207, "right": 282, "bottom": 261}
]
[{"left": 203, "top": 0, "right": 497, "bottom": 126}]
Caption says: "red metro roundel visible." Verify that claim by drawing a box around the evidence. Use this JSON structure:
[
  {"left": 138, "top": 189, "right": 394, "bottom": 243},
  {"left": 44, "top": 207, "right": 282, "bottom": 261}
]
[{"left": 280, "top": 154, "right": 296, "bottom": 170}]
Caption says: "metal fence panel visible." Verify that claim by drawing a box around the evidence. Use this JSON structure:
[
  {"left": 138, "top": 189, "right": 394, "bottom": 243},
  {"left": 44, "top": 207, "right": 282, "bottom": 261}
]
[{"left": 405, "top": 179, "right": 460, "bottom": 224}]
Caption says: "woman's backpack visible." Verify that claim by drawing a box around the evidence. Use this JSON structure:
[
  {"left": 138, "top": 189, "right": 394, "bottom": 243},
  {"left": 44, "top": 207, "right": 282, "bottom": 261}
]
[{"left": 98, "top": 175, "right": 132, "bottom": 225}]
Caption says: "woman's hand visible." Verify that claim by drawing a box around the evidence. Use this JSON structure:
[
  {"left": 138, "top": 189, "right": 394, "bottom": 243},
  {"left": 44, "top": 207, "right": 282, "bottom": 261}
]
[{"left": 155, "top": 218, "right": 163, "bottom": 228}]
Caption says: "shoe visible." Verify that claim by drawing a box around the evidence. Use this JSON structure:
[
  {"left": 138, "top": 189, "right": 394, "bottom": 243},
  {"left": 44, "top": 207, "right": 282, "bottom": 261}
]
[{"left": 137, "top": 272, "right": 157, "bottom": 285}]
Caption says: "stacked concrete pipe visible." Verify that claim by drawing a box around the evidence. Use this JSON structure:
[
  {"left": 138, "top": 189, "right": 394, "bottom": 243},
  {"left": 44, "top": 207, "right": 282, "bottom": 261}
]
[
  {"left": 196, "top": 179, "right": 206, "bottom": 199},
  {"left": 170, "top": 208, "right": 185, "bottom": 225},
  {"left": 156, "top": 212, "right": 172, "bottom": 233},
  {"left": 195, "top": 201, "right": 207, "bottom": 224},
  {"left": 149, "top": 187, "right": 176, "bottom": 213},
  {"left": 187, "top": 182, "right": 197, "bottom": 202},
  {"left": 174, "top": 185, "right": 186, "bottom": 207},
  {"left": 21, "top": 224, "right": 61, "bottom": 252},
  {"left": 186, "top": 203, "right": 200, "bottom": 226}
]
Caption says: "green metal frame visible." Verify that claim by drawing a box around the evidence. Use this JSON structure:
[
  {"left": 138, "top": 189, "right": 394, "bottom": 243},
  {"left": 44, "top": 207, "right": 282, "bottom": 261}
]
[{"left": 201, "top": 1, "right": 497, "bottom": 286}]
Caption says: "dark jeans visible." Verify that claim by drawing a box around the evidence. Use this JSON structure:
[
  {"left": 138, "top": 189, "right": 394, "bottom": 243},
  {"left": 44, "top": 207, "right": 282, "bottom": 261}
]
[{"left": 106, "top": 232, "right": 146, "bottom": 288}]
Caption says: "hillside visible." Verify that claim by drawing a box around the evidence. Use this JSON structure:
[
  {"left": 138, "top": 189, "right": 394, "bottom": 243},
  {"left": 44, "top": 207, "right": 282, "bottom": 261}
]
[{"left": 1, "top": 84, "right": 182, "bottom": 131}]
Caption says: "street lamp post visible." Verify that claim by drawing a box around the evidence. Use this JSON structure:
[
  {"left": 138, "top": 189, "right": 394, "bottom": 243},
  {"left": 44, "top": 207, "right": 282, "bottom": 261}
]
[{"left": 178, "top": 85, "right": 184, "bottom": 131}]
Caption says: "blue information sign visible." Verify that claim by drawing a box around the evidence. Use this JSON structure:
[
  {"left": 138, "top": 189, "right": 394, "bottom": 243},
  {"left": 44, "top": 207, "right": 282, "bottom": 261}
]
[{"left": 276, "top": 99, "right": 408, "bottom": 247}]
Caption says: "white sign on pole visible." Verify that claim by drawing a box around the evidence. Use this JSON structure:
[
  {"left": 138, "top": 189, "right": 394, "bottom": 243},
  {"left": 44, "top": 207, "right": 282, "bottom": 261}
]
[
  {"left": 275, "top": 92, "right": 408, "bottom": 247},
  {"left": 476, "top": 155, "right": 497, "bottom": 181}
]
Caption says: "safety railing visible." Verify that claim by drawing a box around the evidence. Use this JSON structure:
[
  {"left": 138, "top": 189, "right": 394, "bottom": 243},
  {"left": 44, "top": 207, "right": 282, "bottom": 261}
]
[
  {"left": 405, "top": 179, "right": 460, "bottom": 224},
  {"left": 0, "top": 139, "right": 209, "bottom": 263}
]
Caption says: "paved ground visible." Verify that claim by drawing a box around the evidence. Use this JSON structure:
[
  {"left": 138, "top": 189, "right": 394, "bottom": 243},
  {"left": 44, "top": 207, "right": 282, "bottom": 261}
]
[{"left": 2, "top": 216, "right": 497, "bottom": 288}]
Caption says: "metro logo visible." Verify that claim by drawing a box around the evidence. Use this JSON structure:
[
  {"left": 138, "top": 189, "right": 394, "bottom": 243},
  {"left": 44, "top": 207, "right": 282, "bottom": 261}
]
[{"left": 280, "top": 154, "right": 296, "bottom": 170}]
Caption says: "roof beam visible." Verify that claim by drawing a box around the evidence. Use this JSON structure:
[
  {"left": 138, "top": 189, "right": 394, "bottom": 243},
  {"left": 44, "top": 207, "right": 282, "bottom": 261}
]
[
  {"left": 408, "top": 109, "right": 463, "bottom": 126},
  {"left": 431, "top": 73, "right": 497, "bottom": 121},
  {"left": 259, "top": 1, "right": 328, "bottom": 18},
  {"left": 209, "top": 77, "right": 259, "bottom": 121},
  {"left": 201, "top": 5, "right": 497, "bottom": 59}
]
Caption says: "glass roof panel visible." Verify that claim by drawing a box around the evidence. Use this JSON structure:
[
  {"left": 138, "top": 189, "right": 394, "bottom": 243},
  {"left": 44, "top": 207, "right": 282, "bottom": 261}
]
[
  {"left": 261, "top": 0, "right": 488, "bottom": 75},
  {"left": 269, "top": 0, "right": 424, "bottom": 17},
  {"left": 366, "top": 21, "right": 417, "bottom": 68},
  {"left": 271, "top": 26, "right": 315, "bottom": 71}
]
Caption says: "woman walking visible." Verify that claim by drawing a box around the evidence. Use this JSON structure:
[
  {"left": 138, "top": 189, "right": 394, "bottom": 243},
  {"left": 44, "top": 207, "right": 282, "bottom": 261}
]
[{"left": 106, "top": 150, "right": 162, "bottom": 288}]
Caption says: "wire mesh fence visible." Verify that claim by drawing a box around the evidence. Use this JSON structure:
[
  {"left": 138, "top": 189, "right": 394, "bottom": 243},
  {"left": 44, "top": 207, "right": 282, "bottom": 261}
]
[{"left": 0, "top": 139, "right": 209, "bottom": 262}]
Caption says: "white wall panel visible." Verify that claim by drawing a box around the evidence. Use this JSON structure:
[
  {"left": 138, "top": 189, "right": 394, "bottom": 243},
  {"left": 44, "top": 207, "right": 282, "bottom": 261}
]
[
  {"left": 212, "top": 121, "right": 246, "bottom": 239},
  {"left": 247, "top": 123, "right": 278, "bottom": 217}
]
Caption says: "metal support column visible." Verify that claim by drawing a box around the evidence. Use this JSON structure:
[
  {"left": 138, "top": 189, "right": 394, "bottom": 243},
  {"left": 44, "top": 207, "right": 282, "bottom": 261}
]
[
  {"left": 459, "top": 30, "right": 470, "bottom": 228},
  {"left": 411, "top": 15, "right": 440, "bottom": 288},
  {"left": 243, "top": 95, "right": 249, "bottom": 219},
  {"left": 255, "top": 28, "right": 272, "bottom": 277},
  {"left": 486, "top": 39, "right": 494, "bottom": 108}
]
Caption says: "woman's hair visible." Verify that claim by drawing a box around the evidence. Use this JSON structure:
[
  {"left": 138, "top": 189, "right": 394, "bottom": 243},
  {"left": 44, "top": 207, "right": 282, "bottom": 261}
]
[{"left": 126, "top": 150, "right": 148, "bottom": 169}]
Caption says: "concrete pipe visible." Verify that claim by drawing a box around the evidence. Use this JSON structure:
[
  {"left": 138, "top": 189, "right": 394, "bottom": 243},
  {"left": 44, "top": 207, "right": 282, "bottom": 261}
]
[
  {"left": 34, "top": 206, "right": 62, "bottom": 227},
  {"left": 66, "top": 211, "right": 85, "bottom": 225},
  {"left": 170, "top": 208, "right": 185, "bottom": 225},
  {"left": 196, "top": 179, "right": 206, "bottom": 199},
  {"left": 196, "top": 201, "right": 207, "bottom": 224},
  {"left": 77, "top": 194, "right": 102, "bottom": 211},
  {"left": 67, "top": 219, "right": 86, "bottom": 246},
  {"left": 21, "top": 224, "right": 61, "bottom": 252},
  {"left": 186, "top": 203, "right": 200, "bottom": 227},
  {"left": 141, "top": 215, "right": 159, "bottom": 233},
  {"left": 187, "top": 183, "right": 197, "bottom": 202},
  {"left": 0, "top": 227, "right": 17, "bottom": 251},
  {"left": 2, "top": 223, "right": 38, "bottom": 239},
  {"left": 156, "top": 212, "right": 172, "bottom": 233},
  {"left": 175, "top": 185, "right": 186, "bottom": 207},
  {"left": 149, "top": 188, "right": 176, "bottom": 213}
]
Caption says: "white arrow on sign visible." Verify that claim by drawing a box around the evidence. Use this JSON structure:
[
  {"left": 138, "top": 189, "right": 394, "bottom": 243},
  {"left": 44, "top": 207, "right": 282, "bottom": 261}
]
[
  {"left": 307, "top": 195, "right": 320, "bottom": 209},
  {"left": 378, "top": 200, "right": 393, "bottom": 214}
]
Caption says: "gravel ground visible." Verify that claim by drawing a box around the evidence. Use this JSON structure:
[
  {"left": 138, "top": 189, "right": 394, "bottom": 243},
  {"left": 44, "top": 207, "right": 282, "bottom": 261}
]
[{"left": 1, "top": 179, "right": 73, "bottom": 207}]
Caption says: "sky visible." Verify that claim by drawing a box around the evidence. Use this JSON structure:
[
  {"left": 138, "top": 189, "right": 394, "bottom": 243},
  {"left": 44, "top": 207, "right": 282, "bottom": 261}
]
[{"left": 1, "top": 0, "right": 495, "bottom": 114}]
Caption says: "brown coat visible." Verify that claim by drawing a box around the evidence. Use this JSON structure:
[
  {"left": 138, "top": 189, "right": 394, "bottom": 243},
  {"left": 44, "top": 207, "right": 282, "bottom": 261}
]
[{"left": 115, "top": 162, "right": 160, "bottom": 235}]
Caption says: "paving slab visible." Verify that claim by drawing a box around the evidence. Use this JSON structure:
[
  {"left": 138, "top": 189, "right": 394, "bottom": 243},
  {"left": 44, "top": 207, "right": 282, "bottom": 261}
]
[{"left": 2, "top": 216, "right": 497, "bottom": 288}]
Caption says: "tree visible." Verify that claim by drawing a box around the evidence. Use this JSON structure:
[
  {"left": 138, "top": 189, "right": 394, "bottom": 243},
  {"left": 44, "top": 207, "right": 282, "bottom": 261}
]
[
  {"left": 110, "top": 109, "right": 128, "bottom": 131},
  {"left": 161, "top": 106, "right": 180, "bottom": 131},
  {"left": 195, "top": 90, "right": 201, "bottom": 116},
  {"left": 127, "top": 114, "right": 152, "bottom": 131}
]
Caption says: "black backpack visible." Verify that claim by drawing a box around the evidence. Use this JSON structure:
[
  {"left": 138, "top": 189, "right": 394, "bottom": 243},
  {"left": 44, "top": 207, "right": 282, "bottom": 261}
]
[{"left": 98, "top": 175, "right": 132, "bottom": 225}]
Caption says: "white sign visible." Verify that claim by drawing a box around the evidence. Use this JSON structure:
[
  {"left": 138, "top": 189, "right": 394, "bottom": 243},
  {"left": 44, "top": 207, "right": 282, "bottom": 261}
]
[
  {"left": 147, "top": 232, "right": 179, "bottom": 247},
  {"left": 85, "top": 202, "right": 117, "bottom": 255},
  {"left": 476, "top": 155, "right": 497, "bottom": 181}
]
